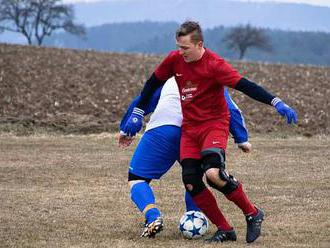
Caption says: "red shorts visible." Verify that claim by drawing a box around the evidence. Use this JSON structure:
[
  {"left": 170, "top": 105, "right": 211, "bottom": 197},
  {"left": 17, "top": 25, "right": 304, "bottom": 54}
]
[{"left": 180, "top": 119, "right": 230, "bottom": 161}]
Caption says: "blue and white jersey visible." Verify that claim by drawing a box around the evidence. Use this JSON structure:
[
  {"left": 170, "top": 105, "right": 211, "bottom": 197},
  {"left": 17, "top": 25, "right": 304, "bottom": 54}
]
[
  {"left": 145, "top": 77, "right": 182, "bottom": 131},
  {"left": 120, "top": 77, "right": 248, "bottom": 144}
]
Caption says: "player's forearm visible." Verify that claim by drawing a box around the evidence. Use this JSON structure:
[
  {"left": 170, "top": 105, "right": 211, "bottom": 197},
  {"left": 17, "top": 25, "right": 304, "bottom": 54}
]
[
  {"left": 119, "top": 87, "right": 163, "bottom": 131},
  {"left": 235, "top": 78, "right": 278, "bottom": 106},
  {"left": 145, "top": 87, "right": 162, "bottom": 114},
  {"left": 119, "top": 96, "right": 141, "bottom": 131},
  {"left": 135, "top": 73, "right": 166, "bottom": 111},
  {"left": 235, "top": 77, "right": 297, "bottom": 125}
]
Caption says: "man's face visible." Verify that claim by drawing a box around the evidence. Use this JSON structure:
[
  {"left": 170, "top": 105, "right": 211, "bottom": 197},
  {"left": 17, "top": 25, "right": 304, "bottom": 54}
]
[{"left": 176, "top": 34, "right": 203, "bottom": 63}]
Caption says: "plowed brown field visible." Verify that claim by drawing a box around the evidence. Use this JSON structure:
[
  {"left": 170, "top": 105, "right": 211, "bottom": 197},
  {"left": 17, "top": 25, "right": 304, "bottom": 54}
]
[{"left": 1, "top": 44, "right": 329, "bottom": 135}]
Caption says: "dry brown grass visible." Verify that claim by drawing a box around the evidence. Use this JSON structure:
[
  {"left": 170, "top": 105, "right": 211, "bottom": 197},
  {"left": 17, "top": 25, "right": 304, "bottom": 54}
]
[{"left": 0, "top": 133, "right": 329, "bottom": 248}]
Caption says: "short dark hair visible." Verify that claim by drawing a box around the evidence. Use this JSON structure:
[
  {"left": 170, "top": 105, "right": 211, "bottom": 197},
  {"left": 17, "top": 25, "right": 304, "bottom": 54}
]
[{"left": 176, "top": 21, "right": 204, "bottom": 44}]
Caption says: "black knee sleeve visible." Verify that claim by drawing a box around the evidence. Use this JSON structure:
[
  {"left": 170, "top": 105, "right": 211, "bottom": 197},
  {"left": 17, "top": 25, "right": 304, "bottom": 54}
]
[
  {"left": 219, "top": 170, "right": 239, "bottom": 194},
  {"left": 201, "top": 150, "right": 239, "bottom": 195},
  {"left": 201, "top": 149, "right": 226, "bottom": 172},
  {"left": 181, "top": 159, "right": 206, "bottom": 196},
  {"left": 128, "top": 172, "right": 152, "bottom": 184}
]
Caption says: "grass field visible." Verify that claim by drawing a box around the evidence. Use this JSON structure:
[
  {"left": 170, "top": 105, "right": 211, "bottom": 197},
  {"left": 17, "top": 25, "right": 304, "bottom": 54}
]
[{"left": 0, "top": 134, "right": 329, "bottom": 248}]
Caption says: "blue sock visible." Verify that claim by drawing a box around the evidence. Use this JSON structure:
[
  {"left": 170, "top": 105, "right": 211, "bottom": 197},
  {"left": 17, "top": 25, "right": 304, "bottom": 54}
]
[
  {"left": 185, "top": 191, "right": 200, "bottom": 211},
  {"left": 131, "top": 181, "right": 161, "bottom": 224}
]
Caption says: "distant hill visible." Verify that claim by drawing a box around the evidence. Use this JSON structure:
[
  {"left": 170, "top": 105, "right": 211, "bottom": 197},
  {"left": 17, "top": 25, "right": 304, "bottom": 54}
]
[
  {"left": 73, "top": 0, "right": 330, "bottom": 32},
  {"left": 0, "top": 43, "right": 329, "bottom": 135},
  {"left": 2, "top": 0, "right": 330, "bottom": 45},
  {"left": 45, "top": 21, "right": 178, "bottom": 52},
  {"left": 44, "top": 21, "right": 330, "bottom": 66}
]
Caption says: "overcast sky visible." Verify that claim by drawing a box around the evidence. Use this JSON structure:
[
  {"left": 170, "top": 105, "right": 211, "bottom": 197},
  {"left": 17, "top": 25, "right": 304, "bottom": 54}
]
[{"left": 63, "top": 0, "right": 330, "bottom": 7}]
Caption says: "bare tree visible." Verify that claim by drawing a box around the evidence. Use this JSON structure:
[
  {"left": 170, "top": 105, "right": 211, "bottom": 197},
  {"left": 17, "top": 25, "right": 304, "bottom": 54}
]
[
  {"left": 223, "top": 24, "right": 272, "bottom": 60},
  {"left": 0, "top": 0, "right": 85, "bottom": 45}
]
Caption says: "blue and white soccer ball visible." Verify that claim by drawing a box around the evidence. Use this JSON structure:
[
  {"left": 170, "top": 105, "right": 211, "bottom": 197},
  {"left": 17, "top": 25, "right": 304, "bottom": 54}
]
[{"left": 179, "top": 211, "right": 209, "bottom": 239}]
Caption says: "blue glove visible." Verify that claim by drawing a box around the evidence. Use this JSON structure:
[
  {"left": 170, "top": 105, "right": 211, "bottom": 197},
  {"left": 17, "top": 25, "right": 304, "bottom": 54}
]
[
  {"left": 123, "top": 107, "right": 145, "bottom": 136},
  {"left": 272, "top": 98, "right": 298, "bottom": 124}
]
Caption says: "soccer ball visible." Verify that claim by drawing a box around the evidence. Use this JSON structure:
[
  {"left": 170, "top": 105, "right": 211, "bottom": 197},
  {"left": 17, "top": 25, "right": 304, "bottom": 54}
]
[{"left": 178, "top": 211, "right": 209, "bottom": 239}]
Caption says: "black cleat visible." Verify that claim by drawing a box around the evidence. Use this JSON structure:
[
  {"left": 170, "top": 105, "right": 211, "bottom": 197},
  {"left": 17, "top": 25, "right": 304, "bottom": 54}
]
[
  {"left": 205, "top": 229, "right": 237, "bottom": 243},
  {"left": 140, "top": 217, "right": 164, "bottom": 238},
  {"left": 246, "top": 208, "right": 264, "bottom": 243}
]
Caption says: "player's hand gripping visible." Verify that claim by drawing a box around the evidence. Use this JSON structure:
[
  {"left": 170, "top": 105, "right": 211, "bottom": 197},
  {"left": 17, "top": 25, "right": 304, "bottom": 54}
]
[
  {"left": 123, "top": 107, "right": 145, "bottom": 136},
  {"left": 118, "top": 131, "right": 134, "bottom": 148},
  {"left": 273, "top": 98, "right": 298, "bottom": 124},
  {"left": 238, "top": 142, "right": 252, "bottom": 153}
]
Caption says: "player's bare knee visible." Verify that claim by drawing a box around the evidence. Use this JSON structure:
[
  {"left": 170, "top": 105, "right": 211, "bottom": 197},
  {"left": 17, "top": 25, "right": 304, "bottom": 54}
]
[
  {"left": 205, "top": 167, "right": 218, "bottom": 178},
  {"left": 206, "top": 176, "right": 227, "bottom": 188},
  {"left": 204, "top": 167, "right": 227, "bottom": 188},
  {"left": 205, "top": 168, "right": 226, "bottom": 186},
  {"left": 200, "top": 149, "right": 240, "bottom": 194},
  {"left": 205, "top": 170, "right": 239, "bottom": 194}
]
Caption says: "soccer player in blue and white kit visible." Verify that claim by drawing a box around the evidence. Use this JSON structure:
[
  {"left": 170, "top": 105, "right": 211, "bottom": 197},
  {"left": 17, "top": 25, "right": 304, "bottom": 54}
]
[{"left": 119, "top": 77, "right": 251, "bottom": 238}]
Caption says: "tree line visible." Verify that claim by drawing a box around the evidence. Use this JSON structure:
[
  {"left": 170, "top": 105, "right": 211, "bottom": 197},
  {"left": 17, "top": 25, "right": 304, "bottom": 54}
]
[
  {"left": 1, "top": 1, "right": 329, "bottom": 65},
  {"left": 0, "top": 0, "right": 273, "bottom": 59}
]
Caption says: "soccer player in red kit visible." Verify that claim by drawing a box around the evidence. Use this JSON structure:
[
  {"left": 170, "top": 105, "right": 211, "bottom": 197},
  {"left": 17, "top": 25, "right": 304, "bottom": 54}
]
[{"left": 123, "top": 21, "right": 297, "bottom": 243}]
